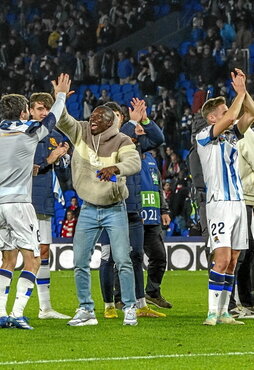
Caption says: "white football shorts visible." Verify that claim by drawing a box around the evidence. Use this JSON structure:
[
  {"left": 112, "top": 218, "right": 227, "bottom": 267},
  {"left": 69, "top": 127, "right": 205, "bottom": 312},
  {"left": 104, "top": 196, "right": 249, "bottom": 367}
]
[
  {"left": 206, "top": 200, "right": 248, "bottom": 251},
  {"left": 37, "top": 216, "right": 52, "bottom": 245},
  {"left": 0, "top": 203, "right": 40, "bottom": 257}
]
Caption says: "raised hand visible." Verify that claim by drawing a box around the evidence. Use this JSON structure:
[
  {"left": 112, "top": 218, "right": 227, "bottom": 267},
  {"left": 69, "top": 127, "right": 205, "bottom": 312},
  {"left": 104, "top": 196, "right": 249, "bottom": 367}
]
[
  {"left": 129, "top": 97, "right": 148, "bottom": 122},
  {"left": 51, "top": 73, "right": 71, "bottom": 97},
  {"left": 231, "top": 71, "right": 246, "bottom": 95},
  {"left": 234, "top": 68, "right": 246, "bottom": 83}
]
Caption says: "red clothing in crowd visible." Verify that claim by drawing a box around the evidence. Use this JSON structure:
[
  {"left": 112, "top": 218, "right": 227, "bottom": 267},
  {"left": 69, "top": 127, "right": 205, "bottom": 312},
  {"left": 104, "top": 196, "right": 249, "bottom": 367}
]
[{"left": 61, "top": 218, "right": 77, "bottom": 238}]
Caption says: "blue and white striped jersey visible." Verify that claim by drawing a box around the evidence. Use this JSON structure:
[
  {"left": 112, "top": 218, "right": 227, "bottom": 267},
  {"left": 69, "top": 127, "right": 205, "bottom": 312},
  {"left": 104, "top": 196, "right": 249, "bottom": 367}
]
[
  {"left": 196, "top": 124, "right": 244, "bottom": 203},
  {"left": 0, "top": 92, "right": 66, "bottom": 204}
]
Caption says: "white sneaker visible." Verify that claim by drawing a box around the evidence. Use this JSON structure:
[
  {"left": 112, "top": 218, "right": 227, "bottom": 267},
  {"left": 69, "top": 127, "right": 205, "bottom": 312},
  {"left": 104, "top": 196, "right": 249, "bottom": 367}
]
[
  {"left": 123, "top": 305, "right": 138, "bottom": 326},
  {"left": 217, "top": 312, "right": 244, "bottom": 325},
  {"left": 67, "top": 308, "right": 98, "bottom": 326},
  {"left": 39, "top": 309, "right": 71, "bottom": 319},
  {"left": 229, "top": 305, "right": 254, "bottom": 319},
  {"left": 203, "top": 313, "right": 217, "bottom": 326}
]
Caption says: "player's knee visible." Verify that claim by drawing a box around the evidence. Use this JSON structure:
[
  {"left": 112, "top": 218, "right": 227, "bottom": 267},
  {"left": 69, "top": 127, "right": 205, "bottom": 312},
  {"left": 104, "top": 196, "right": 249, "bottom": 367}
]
[
  {"left": 130, "top": 249, "right": 144, "bottom": 265},
  {"left": 214, "top": 258, "right": 230, "bottom": 272}
]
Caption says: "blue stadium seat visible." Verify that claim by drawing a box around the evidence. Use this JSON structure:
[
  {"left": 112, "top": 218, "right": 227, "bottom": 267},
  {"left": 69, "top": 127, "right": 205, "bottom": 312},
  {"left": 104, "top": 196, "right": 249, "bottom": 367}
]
[
  {"left": 133, "top": 84, "right": 142, "bottom": 97},
  {"left": 89, "top": 84, "right": 99, "bottom": 95},
  {"left": 122, "top": 84, "right": 133, "bottom": 93},
  {"left": 55, "top": 208, "right": 66, "bottom": 221},
  {"left": 123, "top": 92, "right": 134, "bottom": 105},
  {"left": 100, "top": 84, "right": 110, "bottom": 92},
  {"left": 54, "top": 199, "right": 65, "bottom": 211},
  {"left": 78, "top": 85, "right": 88, "bottom": 96},
  {"left": 66, "top": 94, "right": 78, "bottom": 104},
  {"left": 64, "top": 190, "right": 77, "bottom": 207},
  {"left": 110, "top": 84, "right": 122, "bottom": 94},
  {"left": 178, "top": 41, "right": 193, "bottom": 56},
  {"left": 112, "top": 93, "right": 123, "bottom": 102}
]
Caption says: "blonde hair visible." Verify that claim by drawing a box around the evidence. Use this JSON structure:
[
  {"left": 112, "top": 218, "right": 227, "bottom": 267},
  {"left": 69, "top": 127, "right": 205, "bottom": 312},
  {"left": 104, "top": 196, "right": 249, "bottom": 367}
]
[{"left": 201, "top": 96, "right": 226, "bottom": 119}]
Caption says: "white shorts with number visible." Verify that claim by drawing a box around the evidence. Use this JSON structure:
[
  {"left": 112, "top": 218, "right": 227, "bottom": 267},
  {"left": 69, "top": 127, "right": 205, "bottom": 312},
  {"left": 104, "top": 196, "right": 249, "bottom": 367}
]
[
  {"left": 206, "top": 200, "right": 248, "bottom": 251},
  {"left": 0, "top": 203, "right": 40, "bottom": 257},
  {"left": 37, "top": 216, "right": 52, "bottom": 245}
]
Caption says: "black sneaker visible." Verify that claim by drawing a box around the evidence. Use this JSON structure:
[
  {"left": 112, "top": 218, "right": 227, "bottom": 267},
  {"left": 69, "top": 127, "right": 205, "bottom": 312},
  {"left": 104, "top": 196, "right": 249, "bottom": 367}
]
[
  {"left": 115, "top": 301, "right": 124, "bottom": 310},
  {"left": 145, "top": 294, "right": 173, "bottom": 309}
]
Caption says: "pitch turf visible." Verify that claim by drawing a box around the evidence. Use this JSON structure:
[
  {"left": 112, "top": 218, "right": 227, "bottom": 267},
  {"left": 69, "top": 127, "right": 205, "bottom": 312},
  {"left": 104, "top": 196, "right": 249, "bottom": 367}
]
[{"left": 1, "top": 270, "right": 254, "bottom": 369}]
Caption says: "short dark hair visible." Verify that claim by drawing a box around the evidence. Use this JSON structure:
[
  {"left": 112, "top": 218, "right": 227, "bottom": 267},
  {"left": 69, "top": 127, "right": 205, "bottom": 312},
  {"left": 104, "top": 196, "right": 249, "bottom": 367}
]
[
  {"left": 201, "top": 96, "right": 226, "bottom": 119},
  {"left": 30, "top": 92, "right": 54, "bottom": 110},
  {"left": 104, "top": 101, "right": 123, "bottom": 115},
  {"left": 0, "top": 94, "right": 28, "bottom": 120}
]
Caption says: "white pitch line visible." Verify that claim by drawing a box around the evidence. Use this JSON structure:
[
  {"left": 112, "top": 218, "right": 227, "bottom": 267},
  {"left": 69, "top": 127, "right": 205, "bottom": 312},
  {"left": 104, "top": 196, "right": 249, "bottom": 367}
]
[{"left": 0, "top": 352, "right": 254, "bottom": 366}]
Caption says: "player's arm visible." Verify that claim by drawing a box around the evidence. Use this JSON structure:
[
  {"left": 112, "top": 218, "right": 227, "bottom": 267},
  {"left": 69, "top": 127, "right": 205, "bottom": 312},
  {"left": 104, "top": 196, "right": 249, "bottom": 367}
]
[
  {"left": 56, "top": 107, "right": 88, "bottom": 145},
  {"left": 233, "top": 68, "right": 254, "bottom": 134},
  {"left": 212, "top": 73, "right": 246, "bottom": 138},
  {"left": 26, "top": 74, "right": 70, "bottom": 138}
]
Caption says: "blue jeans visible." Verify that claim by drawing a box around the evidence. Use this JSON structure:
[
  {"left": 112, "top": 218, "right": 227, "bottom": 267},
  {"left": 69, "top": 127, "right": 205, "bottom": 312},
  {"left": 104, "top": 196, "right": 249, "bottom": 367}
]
[
  {"left": 73, "top": 201, "right": 136, "bottom": 311},
  {"left": 100, "top": 213, "right": 145, "bottom": 303}
]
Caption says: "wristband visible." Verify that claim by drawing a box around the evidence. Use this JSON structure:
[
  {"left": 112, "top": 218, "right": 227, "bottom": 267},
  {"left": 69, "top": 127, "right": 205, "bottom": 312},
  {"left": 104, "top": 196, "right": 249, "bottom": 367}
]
[{"left": 141, "top": 118, "right": 150, "bottom": 125}]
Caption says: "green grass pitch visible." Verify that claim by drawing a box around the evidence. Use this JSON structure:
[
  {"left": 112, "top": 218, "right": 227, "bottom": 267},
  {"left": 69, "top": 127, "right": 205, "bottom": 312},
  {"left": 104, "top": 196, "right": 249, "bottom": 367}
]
[{"left": 1, "top": 270, "right": 254, "bottom": 369}]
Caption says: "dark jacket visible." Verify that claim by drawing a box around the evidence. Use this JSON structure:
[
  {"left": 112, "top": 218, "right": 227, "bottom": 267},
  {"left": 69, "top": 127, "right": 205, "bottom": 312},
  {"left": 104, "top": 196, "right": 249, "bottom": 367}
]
[
  {"left": 32, "top": 129, "right": 65, "bottom": 216},
  {"left": 120, "top": 120, "right": 164, "bottom": 213}
]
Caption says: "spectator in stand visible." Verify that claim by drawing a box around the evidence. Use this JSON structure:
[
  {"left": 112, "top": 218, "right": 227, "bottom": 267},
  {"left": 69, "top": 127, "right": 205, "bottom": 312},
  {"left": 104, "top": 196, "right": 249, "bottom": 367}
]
[
  {"left": 115, "top": 16, "right": 131, "bottom": 41},
  {"left": 137, "top": 56, "right": 157, "bottom": 108},
  {"left": 235, "top": 20, "right": 252, "bottom": 49},
  {"left": 192, "top": 82, "right": 207, "bottom": 114},
  {"left": 58, "top": 46, "right": 76, "bottom": 80},
  {"left": 227, "top": 41, "right": 246, "bottom": 72},
  {"left": 163, "top": 181, "right": 173, "bottom": 205},
  {"left": 156, "top": 57, "right": 178, "bottom": 93},
  {"left": 117, "top": 51, "right": 134, "bottom": 85},
  {"left": 182, "top": 46, "right": 201, "bottom": 83},
  {"left": 66, "top": 197, "right": 80, "bottom": 218},
  {"left": 200, "top": 44, "right": 216, "bottom": 85},
  {"left": 216, "top": 18, "right": 236, "bottom": 49},
  {"left": 180, "top": 106, "right": 193, "bottom": 149},
  {"left": 82, "top": 89, "right": 97, "bottom": 120},
  {"left": 100, "top": 49, "right": 117, "bottom": 85},
  {"left": 162, "top": 146, "right": 174, "bottom": 181},
  {"left": 191, "top": 14, "right": 205, "bottom": 43},
  {"left": 159, "top": 97, "right": 178, "bottom": 147},
  {"left": 73, "top": 51, "right": 85, "bottom": 85},
  {"left": 204, "top": 27, "right": 221, "bottom": 49},
  {"left": 96, "top": 16, "right": 115, "bottom": 47},
  {"left": 136, "top": 0, "right": 154, "bottom": 27},
  {"left": 97, "top": 89, "right": 111, "bottom": 106},
  {"left": 61, "top": 211, "right": 77, "bottom": 238},
  {"left": 166, "top": 152, "right": 184, "bottom": 180},
  {"left": 212, "top": 38, "right": 227, "bottom": 80},
  {"left": 85, "top": 49, "right": 100, "bottom": 84}
]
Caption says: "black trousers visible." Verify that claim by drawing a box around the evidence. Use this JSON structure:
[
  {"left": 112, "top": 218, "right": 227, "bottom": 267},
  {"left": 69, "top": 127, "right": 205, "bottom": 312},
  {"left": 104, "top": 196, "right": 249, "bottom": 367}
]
[
  {"left": 143, "top": 224, "right": 167, "bottom": 297},
  {"left": 229, "top": 205, "right": 254, "bottom": 309},
  {"left": 237, "top": 205, "right": 254, "bottom": 307}
]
